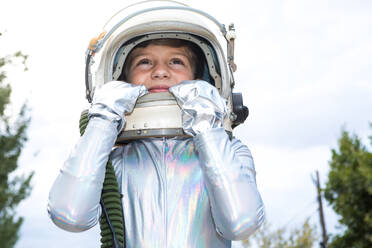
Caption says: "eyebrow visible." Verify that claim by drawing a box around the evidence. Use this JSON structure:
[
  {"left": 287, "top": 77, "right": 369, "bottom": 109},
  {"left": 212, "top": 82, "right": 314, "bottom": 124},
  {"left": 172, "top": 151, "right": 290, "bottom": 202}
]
[{"left": 131, "top": 52, "right": 190, "bottom": 59}]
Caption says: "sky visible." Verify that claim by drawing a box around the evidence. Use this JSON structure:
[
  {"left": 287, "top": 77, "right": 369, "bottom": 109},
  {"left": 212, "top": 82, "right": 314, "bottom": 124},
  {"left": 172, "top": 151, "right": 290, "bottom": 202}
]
[{"left": 1, "top": 0, "right": 371, "bottom": 247}]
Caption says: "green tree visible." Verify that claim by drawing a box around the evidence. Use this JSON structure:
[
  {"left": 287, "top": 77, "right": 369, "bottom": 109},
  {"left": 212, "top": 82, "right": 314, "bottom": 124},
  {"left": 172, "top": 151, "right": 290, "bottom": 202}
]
[
  {"left": 324, "top": 129, "right": 372, "bottom": 248},
  {"left": 241, "top": 218, "right": 317, "bottom": 248},
  {"left": 0, "top": 32, "right": 33, "bottom": 248}
]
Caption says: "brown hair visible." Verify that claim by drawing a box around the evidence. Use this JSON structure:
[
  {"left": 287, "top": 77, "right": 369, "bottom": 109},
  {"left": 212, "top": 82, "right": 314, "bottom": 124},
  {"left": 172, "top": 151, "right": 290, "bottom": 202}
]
[{"left": 118, "top": 39, "right": 205, "bottom": 82}]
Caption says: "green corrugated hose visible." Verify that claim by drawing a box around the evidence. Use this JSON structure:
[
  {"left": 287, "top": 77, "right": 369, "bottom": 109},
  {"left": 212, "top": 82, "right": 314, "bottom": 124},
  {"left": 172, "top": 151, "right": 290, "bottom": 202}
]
[{"left": 79, "top": 109, "right": 125, "bottom": 248}]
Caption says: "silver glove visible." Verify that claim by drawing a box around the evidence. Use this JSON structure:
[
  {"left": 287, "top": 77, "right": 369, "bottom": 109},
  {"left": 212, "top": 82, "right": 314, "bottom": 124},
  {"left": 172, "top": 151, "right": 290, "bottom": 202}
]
[
  {"left": 169, "top": 80, "right": 228, "bottom": 136},
  {"left": 89, "top": 81, "right": 148, "bottom": 131}
]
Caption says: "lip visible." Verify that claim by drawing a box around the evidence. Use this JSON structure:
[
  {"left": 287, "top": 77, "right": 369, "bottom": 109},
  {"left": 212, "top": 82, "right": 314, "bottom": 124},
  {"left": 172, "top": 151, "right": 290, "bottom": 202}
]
[{"left": 149, "top": 86, "right": 170, "bottom": 93}]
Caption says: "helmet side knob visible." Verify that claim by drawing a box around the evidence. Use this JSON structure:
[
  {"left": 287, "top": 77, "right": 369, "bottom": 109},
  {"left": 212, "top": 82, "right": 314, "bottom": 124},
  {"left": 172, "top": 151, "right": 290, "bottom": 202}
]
[{"left": 232, "top": 92, "right": 249, "bottom": 128}]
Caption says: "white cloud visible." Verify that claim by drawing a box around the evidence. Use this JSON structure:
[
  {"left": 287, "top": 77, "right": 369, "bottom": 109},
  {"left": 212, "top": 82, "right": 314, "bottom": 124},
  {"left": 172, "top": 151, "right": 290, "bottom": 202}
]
[{"left": 232, "top": 0, "right": 372, "bottom": 149}]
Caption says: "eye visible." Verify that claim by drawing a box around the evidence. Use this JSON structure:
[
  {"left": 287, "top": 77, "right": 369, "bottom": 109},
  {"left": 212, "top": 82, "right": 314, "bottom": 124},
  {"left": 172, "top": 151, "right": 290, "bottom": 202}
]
[
  {"left": 136, "top": 58, "right": 151, "bottom": 66},
  {"left": 170, "top": 58, "right": 185, "bottom": 65}
]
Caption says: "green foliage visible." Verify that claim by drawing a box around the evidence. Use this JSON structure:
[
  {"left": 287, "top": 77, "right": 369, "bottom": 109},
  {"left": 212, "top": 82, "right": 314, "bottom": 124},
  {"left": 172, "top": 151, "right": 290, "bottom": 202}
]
[
  {"left": 324, "top": 129, "right": 372, "bottom": 248},
  {"left": 241, "top": 219, "right": 317, "bottom": 248},
  {"left": 0, "top": 33, "right": 33, "bottom": 248}
]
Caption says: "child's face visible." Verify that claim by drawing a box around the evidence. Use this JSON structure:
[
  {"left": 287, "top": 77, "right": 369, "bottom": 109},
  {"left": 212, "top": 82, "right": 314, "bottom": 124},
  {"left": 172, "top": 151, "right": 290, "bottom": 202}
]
[{"left": 127, "top": 44, "right": 194, "bottom": 93}]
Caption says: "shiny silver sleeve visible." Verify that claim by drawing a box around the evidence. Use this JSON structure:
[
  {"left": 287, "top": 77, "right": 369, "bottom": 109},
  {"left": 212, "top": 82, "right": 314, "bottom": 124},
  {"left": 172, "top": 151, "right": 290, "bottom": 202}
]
[
  {"left": 47, "top": 117, "right": 120, "bottom": 232},
  {"left": 194, "top": 128, "right": 265, "bottom": 240}
]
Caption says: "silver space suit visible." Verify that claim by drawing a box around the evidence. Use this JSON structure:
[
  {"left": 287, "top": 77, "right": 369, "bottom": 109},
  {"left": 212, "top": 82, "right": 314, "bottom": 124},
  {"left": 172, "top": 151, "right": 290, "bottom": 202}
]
[
  {"left": 48, "top": 80, "right": 265, "bottom": 248},
  {"left": 48, "top": 2, "right": 265, "bottom": 247}
]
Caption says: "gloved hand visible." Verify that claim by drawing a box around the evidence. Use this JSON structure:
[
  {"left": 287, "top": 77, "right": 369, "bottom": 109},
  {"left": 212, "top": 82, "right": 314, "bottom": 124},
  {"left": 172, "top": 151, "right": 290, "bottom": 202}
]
[
  {"left": 89, "top": 81, "right": 148, "bottom": 132},
  {"left": 169, "top": 80, "right": 229, "bottom": 136}
]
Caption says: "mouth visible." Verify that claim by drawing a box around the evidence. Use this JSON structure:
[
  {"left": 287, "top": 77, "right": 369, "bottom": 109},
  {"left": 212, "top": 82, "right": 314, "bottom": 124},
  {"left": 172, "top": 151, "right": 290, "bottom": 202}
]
[{"left": 149, "top": 86, "right": 170, "bottom": 93}]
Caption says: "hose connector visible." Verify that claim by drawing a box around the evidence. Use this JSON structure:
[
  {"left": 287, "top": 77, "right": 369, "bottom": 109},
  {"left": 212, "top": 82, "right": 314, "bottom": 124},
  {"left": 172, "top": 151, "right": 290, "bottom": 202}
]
[{"left": 88, "top": 31, "right": 107, "bottom": 52}]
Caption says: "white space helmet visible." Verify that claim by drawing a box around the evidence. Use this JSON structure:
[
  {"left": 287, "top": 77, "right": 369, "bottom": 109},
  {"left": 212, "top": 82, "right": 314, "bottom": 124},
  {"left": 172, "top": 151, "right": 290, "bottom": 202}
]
[{"left": 85, "top": 0, "right": 248, "bottom": 142}]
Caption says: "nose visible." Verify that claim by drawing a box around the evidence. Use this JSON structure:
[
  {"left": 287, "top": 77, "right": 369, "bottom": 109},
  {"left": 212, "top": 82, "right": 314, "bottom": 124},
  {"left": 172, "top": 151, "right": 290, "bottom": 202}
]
[{"left": 151, "top": 63, "right": 170, "bottom": 79}]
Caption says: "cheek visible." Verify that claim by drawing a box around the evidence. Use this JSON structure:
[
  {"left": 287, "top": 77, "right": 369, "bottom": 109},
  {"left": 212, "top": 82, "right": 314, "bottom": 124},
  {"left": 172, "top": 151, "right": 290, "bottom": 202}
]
[
  {"left": 180, "top": 70, "right": 195, "bottom": 81},
  {"left": 185, "top": 65, "right": 195, "bottom": 80},
  {"left": 128, "top": 70, "right": 146, "bottom": 85}
]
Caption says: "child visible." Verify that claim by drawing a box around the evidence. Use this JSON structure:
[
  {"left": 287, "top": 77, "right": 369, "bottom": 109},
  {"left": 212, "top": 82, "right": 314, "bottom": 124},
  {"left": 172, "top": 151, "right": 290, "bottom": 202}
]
[{"left": 48, "top": 2, "right": 264, "bottom": 248}]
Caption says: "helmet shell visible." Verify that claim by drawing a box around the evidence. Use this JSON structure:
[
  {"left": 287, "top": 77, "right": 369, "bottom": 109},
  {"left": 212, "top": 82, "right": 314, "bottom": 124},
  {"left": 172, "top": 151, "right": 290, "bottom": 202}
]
[{"left": 86, "top": 1, "right": 241, "bottom": 140}]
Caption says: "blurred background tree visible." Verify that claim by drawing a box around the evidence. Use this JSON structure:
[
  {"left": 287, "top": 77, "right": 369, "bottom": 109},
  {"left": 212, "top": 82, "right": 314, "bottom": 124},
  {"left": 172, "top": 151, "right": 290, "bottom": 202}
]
[
  {"left": 324, "top": 129, "right": 372, "bottom": 248},
  {"left": 0, "top": 32, "right": 33, "bottom": 248},
  {"left": 241, "top": 218, "right": 317, "bottom": 248}
]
